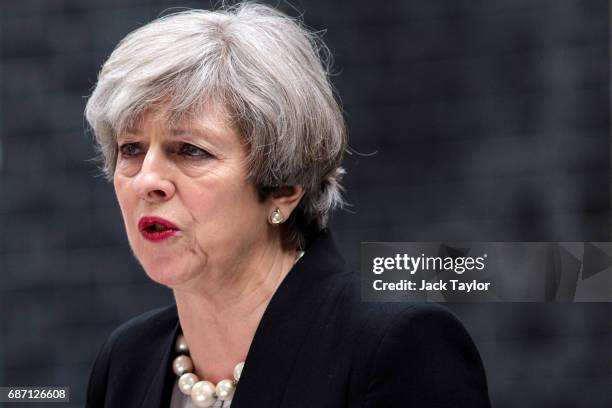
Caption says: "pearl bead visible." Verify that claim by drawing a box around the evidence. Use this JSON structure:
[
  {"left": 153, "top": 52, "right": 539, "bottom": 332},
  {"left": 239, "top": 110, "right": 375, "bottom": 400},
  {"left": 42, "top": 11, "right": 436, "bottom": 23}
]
[
  {"left": 190, "top": 381, "right": 216, "bottom": 407},
  {"left": 215, "top": 379, "right": 236, "bottom": 400},
  {"left": 175, "top": 334, "right": 189, "bottom": 353},
  {"left": 178, "top": 373, "right": 198, "bottom": 394},
  {"left": 233, "top": 361, "right": 244, "bottom": 381},
  {"left": 172, "top": 355, "right": 193, "bottom": 376},
  {"left": 172, "top": 331, "right": 246, "bottom": 405}
]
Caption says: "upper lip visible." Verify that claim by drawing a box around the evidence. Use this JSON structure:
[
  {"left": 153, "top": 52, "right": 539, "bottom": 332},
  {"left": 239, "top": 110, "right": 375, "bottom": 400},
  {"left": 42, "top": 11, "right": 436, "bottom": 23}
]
[{"left": 138, "top": 216, "right": 180, "bottom": 232}]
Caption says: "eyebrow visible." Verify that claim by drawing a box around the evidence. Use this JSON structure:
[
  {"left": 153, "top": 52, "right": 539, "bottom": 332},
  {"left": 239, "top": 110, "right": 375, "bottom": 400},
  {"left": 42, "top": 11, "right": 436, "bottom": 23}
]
[
  {"left": 171, "top": 127, "right": 225, "bottom": 144},
  {"left": 123, "top": 127, "right": 225, "bottom": 148},
  {"left": 124, "top": 127, "right": 220, "bottom": 138}
]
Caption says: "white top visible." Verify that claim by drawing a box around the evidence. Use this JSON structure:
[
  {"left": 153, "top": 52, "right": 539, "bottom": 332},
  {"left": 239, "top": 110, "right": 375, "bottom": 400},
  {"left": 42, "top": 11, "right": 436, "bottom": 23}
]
[{"left": 170, "top": 379, "right": 232, "bottom": 408}]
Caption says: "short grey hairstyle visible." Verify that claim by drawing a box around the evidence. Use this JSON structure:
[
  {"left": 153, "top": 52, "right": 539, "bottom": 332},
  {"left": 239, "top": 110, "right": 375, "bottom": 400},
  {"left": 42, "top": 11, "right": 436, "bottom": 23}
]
[{"left": 85, "top": 1, "right": 347, "bottom": 248}]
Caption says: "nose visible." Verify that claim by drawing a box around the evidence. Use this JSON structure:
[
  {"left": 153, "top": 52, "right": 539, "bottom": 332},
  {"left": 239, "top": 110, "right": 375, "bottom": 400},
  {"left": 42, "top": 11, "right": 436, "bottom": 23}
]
[{"left": 132, "top": 146, "right": 176, "bottom": 203}]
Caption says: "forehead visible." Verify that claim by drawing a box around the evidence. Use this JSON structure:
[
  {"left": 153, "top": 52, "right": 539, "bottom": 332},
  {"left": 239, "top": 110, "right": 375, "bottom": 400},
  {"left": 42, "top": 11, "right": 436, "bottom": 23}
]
[{"left": 123, "top": 102, "right": 237, "bottom": 140}]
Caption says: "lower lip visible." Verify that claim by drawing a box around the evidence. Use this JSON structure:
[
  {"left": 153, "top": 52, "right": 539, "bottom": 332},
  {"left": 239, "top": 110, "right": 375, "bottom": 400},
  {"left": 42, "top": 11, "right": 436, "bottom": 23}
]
[{"left": 140, "top": 229, "right": 178, "bottom": 242}]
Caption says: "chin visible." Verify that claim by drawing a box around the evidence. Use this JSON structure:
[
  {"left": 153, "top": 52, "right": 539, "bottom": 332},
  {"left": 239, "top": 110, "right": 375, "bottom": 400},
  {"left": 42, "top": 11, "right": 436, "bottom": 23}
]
[{"left": 138, "top": 253, "right": 203, "bottom": 288}]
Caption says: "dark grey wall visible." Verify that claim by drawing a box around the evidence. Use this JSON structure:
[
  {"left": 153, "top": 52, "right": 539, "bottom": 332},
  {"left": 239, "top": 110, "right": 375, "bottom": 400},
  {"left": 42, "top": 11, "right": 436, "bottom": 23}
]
[{"left": 1, "top": 1, "right": 610, "bottom": 407}]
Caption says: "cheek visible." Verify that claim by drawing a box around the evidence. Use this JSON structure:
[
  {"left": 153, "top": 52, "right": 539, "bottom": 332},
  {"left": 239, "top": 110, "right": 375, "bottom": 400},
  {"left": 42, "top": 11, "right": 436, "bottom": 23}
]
[
  {"left": 115, "top": 156, "right": 142, "bottom": 177},
  {"left": 113, "top": 177, "right": 131, "bottom": 215},
  {"left": 113, "top": 176, "right": 138, "bottom": 238},
  {"left": 188, "top": 180, "right": 267, "bottom": 239}
]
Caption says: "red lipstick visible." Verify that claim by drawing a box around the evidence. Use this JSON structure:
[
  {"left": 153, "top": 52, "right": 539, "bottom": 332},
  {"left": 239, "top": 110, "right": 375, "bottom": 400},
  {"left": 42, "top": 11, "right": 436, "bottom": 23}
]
[{"left": 138, "top": 216, "right": 180, "bottom": 242}]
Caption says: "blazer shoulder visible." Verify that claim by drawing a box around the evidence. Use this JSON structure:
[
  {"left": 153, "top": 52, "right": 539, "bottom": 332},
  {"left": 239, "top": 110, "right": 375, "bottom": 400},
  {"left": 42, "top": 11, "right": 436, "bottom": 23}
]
[
  {"left": 329, "top": 277, "right": 490, "bottom": 407},
  {"left": 334, "top": 274, "right": 477, "bottom": 341},
  {"left": 360, "top": 301, "right": 492, "bottom": 408},
  {"left": 336, "top": 274, "right": 453, "bottom": 334}
]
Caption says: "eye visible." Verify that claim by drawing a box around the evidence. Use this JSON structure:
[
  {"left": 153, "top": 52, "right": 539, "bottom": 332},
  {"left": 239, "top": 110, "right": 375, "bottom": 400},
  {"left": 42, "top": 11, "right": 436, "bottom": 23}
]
[
  {"left": 119, "top": 142, "right": 142, "bottom": 157},
  {"left": 178, "top": 143, "right": 212, "bottom": 159}
]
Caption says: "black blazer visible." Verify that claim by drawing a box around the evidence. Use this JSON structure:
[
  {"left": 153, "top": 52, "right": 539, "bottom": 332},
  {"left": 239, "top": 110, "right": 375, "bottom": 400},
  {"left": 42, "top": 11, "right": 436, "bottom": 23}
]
[{"left": 86, "top": 229, "right": 491, "bottom": 407}]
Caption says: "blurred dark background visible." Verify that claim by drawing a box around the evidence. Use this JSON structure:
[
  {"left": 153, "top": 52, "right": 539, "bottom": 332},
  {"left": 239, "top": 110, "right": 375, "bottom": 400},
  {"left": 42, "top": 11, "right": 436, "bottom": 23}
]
[{"left": 1, "top": 0, "right": 611, "bottom": 407}]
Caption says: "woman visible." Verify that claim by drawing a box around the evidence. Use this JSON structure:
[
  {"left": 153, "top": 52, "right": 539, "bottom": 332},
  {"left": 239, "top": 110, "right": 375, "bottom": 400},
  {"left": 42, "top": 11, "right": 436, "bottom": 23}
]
[{"left": 84, "top": 2, "right": 491, "bottom": 407}]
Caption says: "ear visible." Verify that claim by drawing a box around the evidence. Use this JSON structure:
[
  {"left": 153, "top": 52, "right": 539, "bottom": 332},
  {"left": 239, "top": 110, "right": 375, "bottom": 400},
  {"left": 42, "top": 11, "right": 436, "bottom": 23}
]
[{"left": 268, "top": 185, "right": 305, "bottom": 221}]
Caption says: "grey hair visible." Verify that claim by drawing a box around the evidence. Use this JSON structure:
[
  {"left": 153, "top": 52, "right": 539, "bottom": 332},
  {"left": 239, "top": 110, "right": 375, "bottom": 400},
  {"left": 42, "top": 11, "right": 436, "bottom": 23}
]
[{"left": 84, "top": 1, "right": 347, "bottom": 248}]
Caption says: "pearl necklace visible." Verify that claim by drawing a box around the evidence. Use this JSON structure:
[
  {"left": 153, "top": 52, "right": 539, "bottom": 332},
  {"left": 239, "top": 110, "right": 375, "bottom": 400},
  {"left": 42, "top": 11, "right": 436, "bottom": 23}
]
[
  {"left": 172, "top": 250, "right": 305, "bottom": 407},
  {"left": 173, "top": 333, "right": 244, "bottom": 407}
]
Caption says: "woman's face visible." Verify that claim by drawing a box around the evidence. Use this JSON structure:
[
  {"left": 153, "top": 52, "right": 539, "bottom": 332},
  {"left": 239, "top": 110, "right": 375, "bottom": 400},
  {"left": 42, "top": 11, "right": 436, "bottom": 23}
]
[{"left": 113, "top": 104, "right": 271, "bottom": 287}]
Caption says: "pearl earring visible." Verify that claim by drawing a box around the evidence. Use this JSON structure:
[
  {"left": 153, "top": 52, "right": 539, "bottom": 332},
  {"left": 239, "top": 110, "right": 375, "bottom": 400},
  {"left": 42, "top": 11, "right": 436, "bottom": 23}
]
[{"left": 268, "top": 208, "right": 284, "bottom": 225}]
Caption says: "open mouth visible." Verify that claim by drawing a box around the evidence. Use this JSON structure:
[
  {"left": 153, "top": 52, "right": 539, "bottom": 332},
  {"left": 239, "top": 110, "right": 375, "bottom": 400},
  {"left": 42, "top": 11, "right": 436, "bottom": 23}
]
[
  {"left": 138, "top": 217, "right": 179, "bottom": 242},
  {"left": 145, "top": 223, "right": 173, "bottom": 232}
]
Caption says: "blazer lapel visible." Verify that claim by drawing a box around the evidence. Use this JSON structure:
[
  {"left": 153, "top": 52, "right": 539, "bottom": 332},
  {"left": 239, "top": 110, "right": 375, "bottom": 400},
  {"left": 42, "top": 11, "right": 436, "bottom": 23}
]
[
  {"left": 138, "top": 312, "right": 181, "bottom": 408},
  {"left": 231, "top": 230, "right": 350, "bottom": 408}
]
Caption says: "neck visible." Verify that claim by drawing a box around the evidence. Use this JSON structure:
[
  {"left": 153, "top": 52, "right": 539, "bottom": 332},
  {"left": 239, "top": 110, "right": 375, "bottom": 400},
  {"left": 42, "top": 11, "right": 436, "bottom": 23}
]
[{"left": 172, "top": 240, "right": 297, "bottom": 383}]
